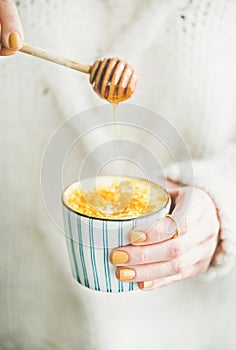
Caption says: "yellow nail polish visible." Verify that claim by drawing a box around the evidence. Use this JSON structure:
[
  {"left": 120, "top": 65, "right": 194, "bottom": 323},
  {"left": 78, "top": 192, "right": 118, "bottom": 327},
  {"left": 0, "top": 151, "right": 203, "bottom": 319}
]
[
  {"left": 119, "top": 268, "right": 135, "bottom": 281},
  {"left": 140, "top": 280, "right": 153, "bottom": 290},
  {"left": 9, "top": 32, "right": 22, "bottom": 49},
  {"left": 111, "top": 251, "right": 129, "bottom": 265},
  {"left": 129, "top": 231, "right": 146, "bottom": 243}
]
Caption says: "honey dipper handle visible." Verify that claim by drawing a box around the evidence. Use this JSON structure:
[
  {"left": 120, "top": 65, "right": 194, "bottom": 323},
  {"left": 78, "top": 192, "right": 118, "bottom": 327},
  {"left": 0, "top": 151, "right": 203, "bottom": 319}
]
[{"left": 20, "top": 43, "right": 91, "bottom": 74}]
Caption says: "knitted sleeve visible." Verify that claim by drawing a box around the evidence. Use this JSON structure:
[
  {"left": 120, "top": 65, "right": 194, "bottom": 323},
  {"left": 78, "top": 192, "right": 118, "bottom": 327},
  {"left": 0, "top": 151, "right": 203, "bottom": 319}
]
[{"left": 164, "top": 143, "right": 236, "bottom": 279}]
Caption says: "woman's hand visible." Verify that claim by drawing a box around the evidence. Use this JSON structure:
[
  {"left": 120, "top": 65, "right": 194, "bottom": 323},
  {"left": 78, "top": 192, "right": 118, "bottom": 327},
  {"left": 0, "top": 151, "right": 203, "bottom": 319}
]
[
  {"left": 0, "top": 0, "right": 23, "bottom": 56},
  {"left": 110, "top": 184, "right": 220, "bottom": 290}
]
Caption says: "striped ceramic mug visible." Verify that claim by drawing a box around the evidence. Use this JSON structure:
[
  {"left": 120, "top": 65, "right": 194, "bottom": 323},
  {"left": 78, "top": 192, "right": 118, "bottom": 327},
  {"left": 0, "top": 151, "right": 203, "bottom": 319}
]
[{"left": 62, "top": 176, "right": 171, "bottom": 293}]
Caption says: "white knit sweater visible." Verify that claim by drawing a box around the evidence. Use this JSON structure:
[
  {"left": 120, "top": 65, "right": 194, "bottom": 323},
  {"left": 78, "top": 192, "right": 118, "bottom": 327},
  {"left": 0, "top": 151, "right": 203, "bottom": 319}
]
[{"left": 1, "top": 0, "right": 236, "bottom": 349}]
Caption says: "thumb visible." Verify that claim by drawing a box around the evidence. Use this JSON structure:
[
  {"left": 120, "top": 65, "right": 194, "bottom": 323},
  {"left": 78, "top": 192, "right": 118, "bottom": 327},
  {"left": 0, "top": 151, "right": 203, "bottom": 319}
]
[
  {"left": 0, "top": 0, "right": 23, "bottom": 50},
  {"left": 173, "top": 186, "right": 206, "bottom": 228}
]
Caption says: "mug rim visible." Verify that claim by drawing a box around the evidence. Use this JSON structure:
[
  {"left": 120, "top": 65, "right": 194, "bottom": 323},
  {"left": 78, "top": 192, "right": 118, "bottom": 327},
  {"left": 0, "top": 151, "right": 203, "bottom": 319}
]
[{"left": 62, "top": 175, "right": 171, "bottom": 222}]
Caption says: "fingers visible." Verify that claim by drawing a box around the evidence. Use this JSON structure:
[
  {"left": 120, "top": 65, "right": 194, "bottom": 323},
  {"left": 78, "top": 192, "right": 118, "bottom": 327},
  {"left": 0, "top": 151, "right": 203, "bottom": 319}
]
[
  {"left": 129, "top": 215, "right": 182, "bottom": 245},
  {"left": 128, "top": 187, "right": 192, "bottom": 245},
  {"left": 138, "top": 259, "right": 210, "bottom": 291},
  {"left": 129, "top": 186, "right": 218, "bottom": 246},
  {"left": 111, "top": 185, "right": 219, "bottom": 289},
  {"left": 111, "top": 228, "right": 216, "bottom": 267},
  {"left": 115, "top": 236, "right": 216, "bottom": 282},
  {"left": 0, "top": 0, "right": 23, "bottom": 56}
]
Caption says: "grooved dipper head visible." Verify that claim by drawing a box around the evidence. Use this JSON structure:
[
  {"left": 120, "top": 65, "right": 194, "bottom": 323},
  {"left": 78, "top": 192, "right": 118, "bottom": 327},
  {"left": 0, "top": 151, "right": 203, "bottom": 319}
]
[{"left": 89, "top": 57, "right": 138, "bottom": 103}]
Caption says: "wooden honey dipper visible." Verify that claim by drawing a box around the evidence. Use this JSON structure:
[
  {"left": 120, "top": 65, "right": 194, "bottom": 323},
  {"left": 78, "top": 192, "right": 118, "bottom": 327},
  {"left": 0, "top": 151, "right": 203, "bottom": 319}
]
[{"left": 19, "top": 43, "right": 138, "bottom": 103}]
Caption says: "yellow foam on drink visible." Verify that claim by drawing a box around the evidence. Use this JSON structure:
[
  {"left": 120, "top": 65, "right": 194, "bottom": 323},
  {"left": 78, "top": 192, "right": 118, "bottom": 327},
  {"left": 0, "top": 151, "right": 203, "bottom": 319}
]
[{"left": 63, "top": 176, "right": 169, "bottom": 220}]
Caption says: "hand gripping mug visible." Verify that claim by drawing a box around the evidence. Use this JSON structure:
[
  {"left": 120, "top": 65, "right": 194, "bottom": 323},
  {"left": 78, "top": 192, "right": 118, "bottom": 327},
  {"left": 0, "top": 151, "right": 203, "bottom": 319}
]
[{"left": 62, "top": 176, "right": 171, "bottom": 293}]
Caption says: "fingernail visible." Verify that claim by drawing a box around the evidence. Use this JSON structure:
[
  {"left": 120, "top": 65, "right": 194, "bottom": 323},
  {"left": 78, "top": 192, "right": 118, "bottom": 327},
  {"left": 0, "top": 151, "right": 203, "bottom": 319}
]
[
  {"left": 111, "top": 251, "right": 129, "bottom": 265},
  {"left": 139, "top": 280, "right": 153, "bottom": 290},
  {"left": 9, "top": 32, "right": 22, "bottom": 49},
  {"left": 118, "top": 268, "right": 135, "bottom": 281},
  {"left": 129, "top": 230, "right": 146, "bottom": 243}
]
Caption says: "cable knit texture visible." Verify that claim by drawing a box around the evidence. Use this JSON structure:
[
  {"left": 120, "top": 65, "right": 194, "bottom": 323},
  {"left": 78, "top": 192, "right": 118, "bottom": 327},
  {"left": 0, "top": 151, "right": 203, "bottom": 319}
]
[{"left": 1, "top": 1, "right": 236, "bottom": 349}]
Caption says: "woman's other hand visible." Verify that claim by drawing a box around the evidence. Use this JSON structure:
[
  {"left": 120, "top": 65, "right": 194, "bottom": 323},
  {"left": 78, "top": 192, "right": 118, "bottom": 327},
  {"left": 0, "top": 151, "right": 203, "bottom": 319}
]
[
  {"left": 0, "top": 0, "right": 23, "bottom": 56},
  {"left": 110, "top": 185, "right": 220, "bottom": 290}
]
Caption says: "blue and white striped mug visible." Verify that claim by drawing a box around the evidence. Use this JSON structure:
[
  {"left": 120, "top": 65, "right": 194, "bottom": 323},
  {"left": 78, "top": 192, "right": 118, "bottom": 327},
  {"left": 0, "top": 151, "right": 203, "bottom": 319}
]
[{"left": 62, "top": 176, "right": 171, "bottom": 293}]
